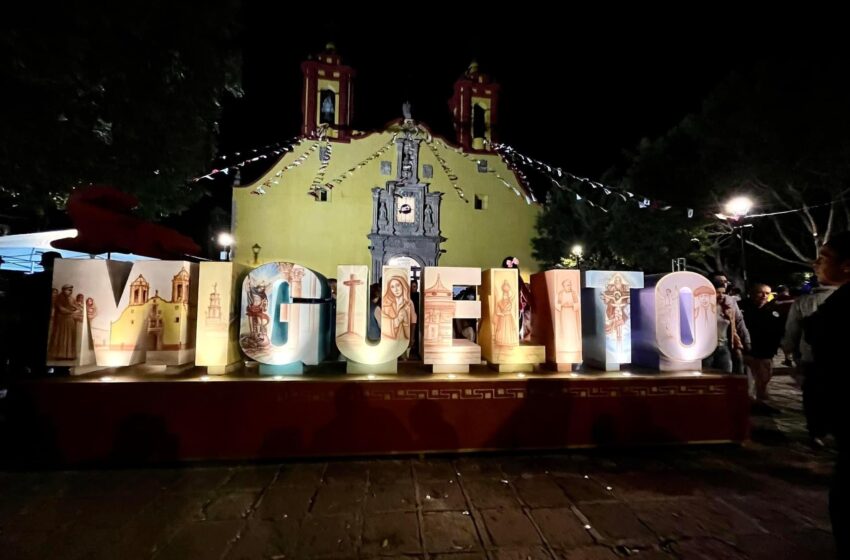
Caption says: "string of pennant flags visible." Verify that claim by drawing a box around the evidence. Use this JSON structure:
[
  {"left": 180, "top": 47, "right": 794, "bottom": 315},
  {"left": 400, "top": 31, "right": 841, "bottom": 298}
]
[
  {"left": 423, "top": 140, "right": 468, "bottom": 203},
  {"left": 429, "top": 138, "right": 530, "bottom": 202},
  {"left": 319, "top": 134, "right": 398, "bottom": 194},
  {"left": 191, "top": 129, "right": 846, "bottom": 223},
  {"left": 492, "top": 142, "right": 691, "bottom": 217},
  {"left": 193, "top": 136, "right": 303, "bottom": 183},
  {"left": 251, "top": 141, "right": 320, "bottom": 195},
  {"left": 496, "top": 142, "right": 850, "bottom": 221}
]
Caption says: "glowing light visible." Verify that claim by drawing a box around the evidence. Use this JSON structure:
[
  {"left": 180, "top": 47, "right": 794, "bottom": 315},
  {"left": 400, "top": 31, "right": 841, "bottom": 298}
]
[
  {"left": 517, "top": 373, "right": 526, "bottom": 378},
  {"left": 724, "top": 196, "right": 753, "bottom": 218},
  {"left": 273, "top": 375, "right": 283, "bottom": 380},
  {"left": 100, "top": 376, "right": 113, "bottom": 382},
  {"left": 217, "top": 232, "right": 234, "bottom": 247},
  {"left": 584, "top": 524, "right": 592, "bottom": 530},
  {"left": 367, "top": 374, "right": 376, "bottom": 380},
  {"left": 571, "top": 244, "right": 584, "bottom": 257},
  {"left": 200, "top": 375, "right": 210, "bottom": 381},
  {"left": 447, "top": 374, "right": 457, "bottom": 379},
  {"left": 622, "top": 372, "right": 632, "bottom": 377}
]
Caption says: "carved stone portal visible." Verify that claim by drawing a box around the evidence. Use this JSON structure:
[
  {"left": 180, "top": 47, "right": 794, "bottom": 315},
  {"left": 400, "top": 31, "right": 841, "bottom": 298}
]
[{"left": 368, "top": 109, "right": 445, "bottom": 279}]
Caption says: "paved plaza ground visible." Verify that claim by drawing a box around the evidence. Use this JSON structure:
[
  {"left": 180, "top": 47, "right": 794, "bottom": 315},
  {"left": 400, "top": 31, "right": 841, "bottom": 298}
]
[{"left": 0, "top": 374, "right": 837, "bottom": 559}]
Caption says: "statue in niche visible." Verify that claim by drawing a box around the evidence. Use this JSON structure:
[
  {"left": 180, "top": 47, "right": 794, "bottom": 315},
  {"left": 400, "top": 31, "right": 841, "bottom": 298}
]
[
  {"left": 378, "top": 201, "right": 388, "bottom": 231},
  {"left": 424, "top": 204, "right": 434, "bottom": 231},
  {"left": 402, "top": 101, "right": 413, "bottom": 121},
  {"left": 400, "top": 140, "right": 416, "bottom": 182}
]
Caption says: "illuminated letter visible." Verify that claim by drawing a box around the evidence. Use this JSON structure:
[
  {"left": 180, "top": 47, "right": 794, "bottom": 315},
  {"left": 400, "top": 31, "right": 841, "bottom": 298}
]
[
  {"left": 195, "top": 262, "right": 249, "bottom": 374},
  {"left": 582, "top": 270, "right": 644, "bottom": 371},
  {"left": 632, "top": 272, "right": 717, "bottom": 371},
  {"left": 479, "top": 268, "right": 544, "bottom": 371},
  {"left": 335, "top": 265, "right": 411, "bottom": 373},
  {"left": 239, "top": 262, "right": 330, "bottom": 375},
  {"left": 47, "top": 259, "right": 198, "bottom": 369},
  {"left": 531, "top": 269, "right": 582, "bottom": 371},
  {"left": 422, "top": 267, "right": 481, "bottom": 373}
]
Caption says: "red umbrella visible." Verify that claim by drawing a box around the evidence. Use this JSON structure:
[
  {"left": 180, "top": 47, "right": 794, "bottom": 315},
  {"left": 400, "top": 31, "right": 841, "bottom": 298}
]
[{"left": 51, "top": 185, "right": 201, "bottom": 259}]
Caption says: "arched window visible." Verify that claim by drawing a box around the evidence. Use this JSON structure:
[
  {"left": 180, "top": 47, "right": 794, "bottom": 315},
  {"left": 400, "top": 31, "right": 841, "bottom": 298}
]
[
  {"left": 472, "top": 104, "right": 486, "bottom": 140},
  {"left": 320, "top": 90, "right": 336, "bottom": 125}
]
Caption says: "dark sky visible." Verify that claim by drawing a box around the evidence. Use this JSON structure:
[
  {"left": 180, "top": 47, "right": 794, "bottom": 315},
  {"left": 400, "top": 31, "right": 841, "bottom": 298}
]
[{"left": 218, "top": 5, "right": 805, "bottom": 182}]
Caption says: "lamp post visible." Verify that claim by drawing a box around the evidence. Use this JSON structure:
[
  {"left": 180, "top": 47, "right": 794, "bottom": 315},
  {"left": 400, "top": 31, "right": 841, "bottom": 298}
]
[
  {"left": 570, "top": 244, "right": 584, "bottom": 270},
  {"left": 722, "top": 196, "right": 754, "bottom": 290},
  {"left": 217, "top": 232, "right": 234, "bottom": 262},
  {"left": 251, "top": 243, "right": 262, "bottom": 265}
]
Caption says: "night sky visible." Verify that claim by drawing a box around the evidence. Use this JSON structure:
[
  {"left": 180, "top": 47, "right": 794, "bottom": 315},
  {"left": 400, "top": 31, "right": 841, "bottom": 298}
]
[
  {"left": 184, "top": 5, "right": 840, "bottom": 254},
  {"left": 217, "top": 6, "right": 800, "bottom": 182}
]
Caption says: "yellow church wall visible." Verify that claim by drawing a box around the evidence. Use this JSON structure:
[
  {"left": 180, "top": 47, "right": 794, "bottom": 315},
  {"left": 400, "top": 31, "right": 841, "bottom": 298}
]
[
  {"left": 160, "top": 302, "right": 189, "bottom": 348},
  {"left": 233, "top": 131, "right": 541, "bottom": 282},
  {"left": 233, "top": 132, "right": 390, "bottom": 280},
  {"left": 109, "top": 303, "right": 148, "bottom": 349},
  {"left": 416, "top": 144, "right": 540, "bottom": 278},
  {"left": 110, "top": 298, "right": 189, "bottom": 349}
]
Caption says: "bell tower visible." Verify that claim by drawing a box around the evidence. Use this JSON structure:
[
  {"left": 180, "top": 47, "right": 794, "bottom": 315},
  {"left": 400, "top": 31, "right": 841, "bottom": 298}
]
[
  {"left": 448, "top": 61, "right": 500, "bottom": 151},
  {"left": 300, "top": 43, "right": 355, "bottom": 140}
]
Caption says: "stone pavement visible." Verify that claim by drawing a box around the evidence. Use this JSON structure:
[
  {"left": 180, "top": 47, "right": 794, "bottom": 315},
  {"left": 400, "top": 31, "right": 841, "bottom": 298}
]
[{"left": 0, "top": 375, "right": 837, "bottom": 559}]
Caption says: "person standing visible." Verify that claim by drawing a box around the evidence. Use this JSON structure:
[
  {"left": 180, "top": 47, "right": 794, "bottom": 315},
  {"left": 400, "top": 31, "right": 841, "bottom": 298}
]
[
  {"left": 710, "top": 272, "right": 751, "bottom": 373},
  {"left": 782, "top": 280, "right": 836, "bottom": 446},
  {"left": 804, "top": 231, "right": 850, "bottom": 556},
  {"left": 703, "top": 280, "right": 735, "bottom": 373},
  {"left": 740, "top": 283, "right": 785, "bottom": 410}
]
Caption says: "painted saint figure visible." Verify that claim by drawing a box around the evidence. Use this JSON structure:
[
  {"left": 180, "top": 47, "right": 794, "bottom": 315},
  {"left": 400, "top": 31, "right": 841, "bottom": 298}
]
[
  {"left": 244, "top": 278, "right": 270, "bottom": 348},
  {"left": 47, "top": 284, "right": 80, "bottom": 360},
  {"left": 381, "top": 276, "right": 415, "bottom": 340},
  {"left": 555, "top": 279, "right": 580, "bottom": 351},
  {"left": 661, "top": 288, "right": 675, "bottom": 338},
  {"left": 601, "top": 274, "right": 630, "bottom": 350},
  {"left": 85, "top": 297, "right": 97, "bottom": 322},
  {"left": 494, "top": 279, "right": 518, "bottom": 346},
  {"left": 693, "top": 285, "right": 717, "bottom": 336}
]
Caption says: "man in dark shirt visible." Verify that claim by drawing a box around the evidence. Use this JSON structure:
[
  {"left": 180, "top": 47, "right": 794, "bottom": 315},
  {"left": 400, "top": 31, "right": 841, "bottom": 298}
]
[
  {"left": 740, "top": 283, "right": 785, "bottom": 408},
  {"left": 805, "top": 231, "right": 850, "bottom": 556}
]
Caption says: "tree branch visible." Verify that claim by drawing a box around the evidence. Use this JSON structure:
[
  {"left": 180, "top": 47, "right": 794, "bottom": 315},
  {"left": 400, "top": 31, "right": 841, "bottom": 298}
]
[
  {"left": 745, "top": 238, "right": 810, "bottom": 266},
  {"left": 823, "top": 202, "right": 835, "bottom": 246},
  {"left": 770, "top": 217, "right": 813, "bottom": 262}
]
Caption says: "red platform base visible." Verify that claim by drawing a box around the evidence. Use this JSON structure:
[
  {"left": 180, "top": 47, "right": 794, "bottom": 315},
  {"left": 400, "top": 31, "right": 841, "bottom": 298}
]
[{"left": 3, "top": 367, "right": 750, "bottom": 465}]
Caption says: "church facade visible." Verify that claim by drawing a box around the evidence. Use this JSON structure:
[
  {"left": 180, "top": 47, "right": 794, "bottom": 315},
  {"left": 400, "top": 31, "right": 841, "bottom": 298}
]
[{"left": 232, "top": 45, "right": 541, "bottom": 281}]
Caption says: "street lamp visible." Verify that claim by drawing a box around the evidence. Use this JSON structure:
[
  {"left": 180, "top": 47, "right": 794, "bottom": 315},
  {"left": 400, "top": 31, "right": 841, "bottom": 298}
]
[
  {"left": 217, "top": 232, "right": 234, "bottom": 261},
  {"left": 721, "top": 196, "right": 754, "bottom": 289},
  {"left": 724, "top": 196, "right": 753, "bottom": 219},
  {"left": 571, "top": 244, "right": 584, "bottom": 269}
]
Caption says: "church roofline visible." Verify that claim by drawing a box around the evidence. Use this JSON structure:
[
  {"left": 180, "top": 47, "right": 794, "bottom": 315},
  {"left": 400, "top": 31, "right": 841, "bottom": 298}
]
[{"left": 244, "top": 119, "right": 538, "bottom": 204}]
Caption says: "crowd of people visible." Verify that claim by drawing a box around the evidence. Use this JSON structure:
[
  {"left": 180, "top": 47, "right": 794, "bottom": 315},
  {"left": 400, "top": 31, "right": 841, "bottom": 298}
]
[{"left": 699, "top": 233, "right": 850, "bottom": 555}]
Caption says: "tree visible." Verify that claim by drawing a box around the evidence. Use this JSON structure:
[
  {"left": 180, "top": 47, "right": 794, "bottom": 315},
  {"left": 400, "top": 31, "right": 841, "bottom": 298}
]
[
  {"left": 0, "top": 1, "right": 243, "bottom": 228},
  {"left": 623, "top": 58, "right": 850, "bottom": 274},
  {"left": 533, "top": 173, "right": 714, "bottom": 274},
  {"left": 532, "top": 184, "right": 607, "bottom": 270}
]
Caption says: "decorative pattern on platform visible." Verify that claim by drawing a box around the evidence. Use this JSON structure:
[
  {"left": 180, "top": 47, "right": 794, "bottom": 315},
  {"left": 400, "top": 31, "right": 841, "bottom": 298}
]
[
  {"left": 246, "top": 380, "right": 731, "bottom": 403},
  {"left": 364, "top": 387, "right": 527, "bottom": 400},
  {"left": 561, "top": 384, "right": 728, "bottom": 398}
]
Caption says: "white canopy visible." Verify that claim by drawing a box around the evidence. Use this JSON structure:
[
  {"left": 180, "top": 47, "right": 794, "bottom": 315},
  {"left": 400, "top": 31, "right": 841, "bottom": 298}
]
[{"left": 0, "top": 229, "right": 153, "bottom": 273}]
